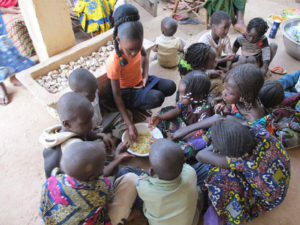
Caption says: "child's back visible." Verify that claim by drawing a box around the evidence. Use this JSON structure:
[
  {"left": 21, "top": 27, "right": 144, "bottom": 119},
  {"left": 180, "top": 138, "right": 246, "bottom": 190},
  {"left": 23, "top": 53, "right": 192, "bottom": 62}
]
[
  {"left": 41, "top": 142, "right": 112, "bottom": 224},
  {"left": 154, "top": 17, "right": 185, "bottom": 68},
  {"left": 136, "top": 139, "right": 199, "bottom": 225}
]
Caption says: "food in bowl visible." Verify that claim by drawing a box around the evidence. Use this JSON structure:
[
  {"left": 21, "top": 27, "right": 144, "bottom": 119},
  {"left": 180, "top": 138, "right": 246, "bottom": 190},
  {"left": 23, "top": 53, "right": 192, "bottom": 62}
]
[{"left": 130, "top": 132, "right": 152, "bottom": 155}]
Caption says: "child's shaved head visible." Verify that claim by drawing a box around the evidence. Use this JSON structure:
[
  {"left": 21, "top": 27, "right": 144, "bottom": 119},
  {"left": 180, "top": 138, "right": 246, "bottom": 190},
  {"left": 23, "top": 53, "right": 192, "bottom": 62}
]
[
  {"left": 69, "top": 68, "right": 98, "bottom": 102},
  {"left": 161, "top": 17, "right": 178, "bottom": 37},
  {"left": 61, "top": 141, "right": 106, "bottom": 181},
  {"left": 57, "top": 92, "right": 94, "bottom": 137},
  {"left": 149, "top": 139, "right": 184, "bottom": 180}
]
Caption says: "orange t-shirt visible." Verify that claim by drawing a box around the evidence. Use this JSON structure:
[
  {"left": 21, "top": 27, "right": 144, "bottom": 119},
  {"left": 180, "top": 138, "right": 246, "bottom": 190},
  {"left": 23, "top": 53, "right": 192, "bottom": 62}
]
[{"left": 106, "top": 51, "right": 143, "bottom": 89}]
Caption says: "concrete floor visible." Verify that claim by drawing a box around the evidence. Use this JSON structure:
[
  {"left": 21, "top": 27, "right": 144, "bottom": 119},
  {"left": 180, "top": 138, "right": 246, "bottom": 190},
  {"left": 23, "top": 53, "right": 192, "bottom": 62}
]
[{"left": 0, "top": 0, "right": 300, "bottom": 224}]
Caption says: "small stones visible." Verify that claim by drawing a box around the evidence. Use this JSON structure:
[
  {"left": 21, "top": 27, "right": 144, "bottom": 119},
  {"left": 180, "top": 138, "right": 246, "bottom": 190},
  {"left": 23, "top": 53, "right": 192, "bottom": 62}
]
[{"left": 35, "top": 41, "right": 114, "bottom": 93}]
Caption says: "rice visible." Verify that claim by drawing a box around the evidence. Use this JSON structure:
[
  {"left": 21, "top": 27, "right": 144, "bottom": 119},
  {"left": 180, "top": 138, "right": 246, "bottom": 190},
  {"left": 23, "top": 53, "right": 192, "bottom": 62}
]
[{"left": 130, "top": 132, "right": 152, "bottom": 154}]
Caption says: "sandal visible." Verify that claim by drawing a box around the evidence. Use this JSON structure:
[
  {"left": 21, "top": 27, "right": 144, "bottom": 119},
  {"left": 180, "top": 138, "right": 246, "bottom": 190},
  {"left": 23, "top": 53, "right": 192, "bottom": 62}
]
[
  {"left": 271, "top": 66, "right": 287, "bottom": 75},
  {"left": 0, "top": 93, "right": 8, "bottom": 105}
]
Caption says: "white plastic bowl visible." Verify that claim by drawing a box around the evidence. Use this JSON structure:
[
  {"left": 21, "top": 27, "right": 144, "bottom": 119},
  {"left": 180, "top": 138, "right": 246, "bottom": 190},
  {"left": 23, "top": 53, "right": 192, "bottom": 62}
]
[{"left": 122, "top": 123, "right": 163, "bottom": 157}]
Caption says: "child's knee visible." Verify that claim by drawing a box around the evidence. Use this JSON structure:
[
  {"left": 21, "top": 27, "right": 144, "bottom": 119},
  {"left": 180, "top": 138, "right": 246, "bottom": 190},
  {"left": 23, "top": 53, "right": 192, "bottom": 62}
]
[
  {"left": 270, "top": 42, "right": 278, "bottom": 58},
  {"left": 151, "top": 92, "right": 165, "bottom": 107},
  {"left": 246, "top": 56, "right": 257, "bottom": 64}
]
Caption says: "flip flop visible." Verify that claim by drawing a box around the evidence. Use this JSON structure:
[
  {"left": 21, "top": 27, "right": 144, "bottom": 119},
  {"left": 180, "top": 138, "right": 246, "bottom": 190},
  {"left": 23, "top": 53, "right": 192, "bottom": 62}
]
[
  {"left": 178, "top": 17, "right": 200, "bottom": 25},
  {"left": 0, "top": 93, "right": 8, "bottom": 106},
  {"left": 271, "top": 66, "right": 287, "bottom": 75}
]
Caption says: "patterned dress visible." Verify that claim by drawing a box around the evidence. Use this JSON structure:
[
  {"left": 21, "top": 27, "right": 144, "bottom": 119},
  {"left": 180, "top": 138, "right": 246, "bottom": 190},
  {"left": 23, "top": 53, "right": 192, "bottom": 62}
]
[
  {"left": 157, "top": 101, "right": 213, "bottom": 161},
  {"left": 205, "top": 124, "right": 290, "bottom": 225},
  {"left": 228, "top": 104, "right": 275, "bottom": 134},
  {"left": 40, "top": 168, "right": 113, "bottom": 225}
]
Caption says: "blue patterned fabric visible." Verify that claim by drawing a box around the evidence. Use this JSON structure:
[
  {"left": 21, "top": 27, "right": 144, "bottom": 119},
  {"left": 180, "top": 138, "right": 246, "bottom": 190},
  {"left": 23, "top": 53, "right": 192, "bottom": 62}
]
[{"left": 0, "top": 12, "right": 34, "bottom": 82}]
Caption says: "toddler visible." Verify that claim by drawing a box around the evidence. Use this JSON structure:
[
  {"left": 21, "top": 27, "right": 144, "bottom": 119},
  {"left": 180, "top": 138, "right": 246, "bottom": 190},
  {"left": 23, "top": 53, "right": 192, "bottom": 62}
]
[
  {"left": 41, "top": 141, "right": 137, "bottom": 225},
  {"left": 196, "top": 119, "right": 290, "bottom": 225},
  {"left": 153, "top": 17, "right": 186, "bottom": 68},
  {"left": 136, "top": 139, "right": 199, "bottom": 225},
  {"left": 106, "top": 4, "right": 176, "bottom": 141},
  {"left": 199, "top": 11, "right": 234, "bottom": 71},
  {"left": 232, "top": 17, "right": 277, "bottom": 76}
]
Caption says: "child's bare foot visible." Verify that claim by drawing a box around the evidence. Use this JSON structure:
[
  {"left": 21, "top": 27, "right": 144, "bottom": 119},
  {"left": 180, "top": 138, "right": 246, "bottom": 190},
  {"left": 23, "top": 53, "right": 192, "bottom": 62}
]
[
  {"left": 9, "top": 75, "right": 22, "bottom": 86},
  {"left": 234, "top": 23, "right": 246, "bottom": 33},
  {"left": 0, "top": 83, "right": 9, "bottom": 105}
]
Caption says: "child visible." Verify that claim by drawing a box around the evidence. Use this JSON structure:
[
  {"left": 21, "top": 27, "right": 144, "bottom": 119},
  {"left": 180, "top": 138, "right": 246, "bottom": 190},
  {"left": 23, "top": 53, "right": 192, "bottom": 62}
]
[
  {"left": 178, "top": 42, "right": 220, "bottom": 78},
  {"left": 41, "top": 141, "right": 137, "bottom": 225},
  {"left": 232, "top": 17, "right": 277, "bottom": 76},
  {"left": 106, "top": 4, "right": 176, "bottom": 141},
  {"left": 196, "top": 119, "right": 290, "bottom": 225},
  {"left": 152, "top": 17, "right": 186, "bottom": 68},
  {"left": 39, "top": 92, "right": 126, "bottom": 178},
  {"left": 149, "top": 70, "right": 213, "bottom": 160},
  {"left": 199, "top": 11, "right": 235, "bottom": 71},
  {"left": 136, "top": 139, "right": 200, "bottom": 225},
  {"left": 69, "top": 68, "right": 129, "bottom": 147},
  {"left": 172, "top": 64, "right": 271, "bottom": 141},
  {"left": 258, "top": 79, "right": 284, "bottom": 109}
]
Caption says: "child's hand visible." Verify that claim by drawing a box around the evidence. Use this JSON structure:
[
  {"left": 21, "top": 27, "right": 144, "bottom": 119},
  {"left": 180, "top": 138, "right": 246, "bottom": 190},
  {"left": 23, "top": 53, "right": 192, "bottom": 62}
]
[
  {"left": 114, "top": 141, "right": 134, "bottom": 162},
  {"left": 128, "top": 124, "right": 138, "bottom": 141},
  {"left": 148, "top": 116, "right": 161, "bottom": 129},
  {"left": 142, "top": 77, "right": 148, "bottom": 87},
  {"left": 97, "top": 133, "right": 115, "bottom": 151},
  {"left": 214, "top": 103, "right": 225, "bottom": 115}
]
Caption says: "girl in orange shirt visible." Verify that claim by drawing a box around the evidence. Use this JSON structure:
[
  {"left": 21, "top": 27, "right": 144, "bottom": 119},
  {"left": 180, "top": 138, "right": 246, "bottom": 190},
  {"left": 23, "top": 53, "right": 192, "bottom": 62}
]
[{"left": 106, "top": 4, "right": 176, "bottom": 141}]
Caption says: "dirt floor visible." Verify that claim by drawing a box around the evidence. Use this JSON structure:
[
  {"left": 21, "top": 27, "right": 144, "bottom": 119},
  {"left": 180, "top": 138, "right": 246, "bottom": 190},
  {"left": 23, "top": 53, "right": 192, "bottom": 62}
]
[{"left": 1, "top": 0, "right": 300, "bottom": 224}]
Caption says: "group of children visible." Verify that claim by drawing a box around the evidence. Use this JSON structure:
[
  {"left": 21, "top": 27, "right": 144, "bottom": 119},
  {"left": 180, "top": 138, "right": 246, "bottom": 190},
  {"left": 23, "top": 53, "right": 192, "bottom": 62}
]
[{"left": 39, "top": 4, "right": 293, "bottom": 225}]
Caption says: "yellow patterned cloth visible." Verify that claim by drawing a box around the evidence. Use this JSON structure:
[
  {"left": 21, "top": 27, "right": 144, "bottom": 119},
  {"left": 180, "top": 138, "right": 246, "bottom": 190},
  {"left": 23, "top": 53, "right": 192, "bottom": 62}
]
[
  {"left": 74, "top": 0, "right": 116, "bottom": 34},
  {"left": 40, "top": 168, "right": 113, "bottom": 225}
]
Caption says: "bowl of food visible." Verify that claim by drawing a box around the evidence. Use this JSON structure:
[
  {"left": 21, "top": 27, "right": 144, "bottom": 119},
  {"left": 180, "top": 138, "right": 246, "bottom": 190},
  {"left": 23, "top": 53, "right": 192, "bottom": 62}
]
[
  {"left": 122, "top": 123, "right": 163, "bottom": 157},
  {"left": 282, "top": 18, "right": 300, "bottom": 60}
]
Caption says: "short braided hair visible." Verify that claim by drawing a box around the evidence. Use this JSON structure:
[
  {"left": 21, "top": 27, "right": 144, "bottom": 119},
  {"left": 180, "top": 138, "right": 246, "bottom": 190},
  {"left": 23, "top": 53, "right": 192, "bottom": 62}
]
[
  {"left": 211, "top": 119, "right": 256, "bottom": 157},
  {"left": 181, "top": 70, "right": 211, "bottom": 100},
  {"left": 259, "top": 79, "right": 284, "bottom": 108},
  {"left": 113, "top": 4, "right": 142, "bottom": 66},
  {"left": 178, "top": 43, "right": 212, "bottom": 76},
  {"left": 227, "top": 64, "right": 264, "bottom": 104}
]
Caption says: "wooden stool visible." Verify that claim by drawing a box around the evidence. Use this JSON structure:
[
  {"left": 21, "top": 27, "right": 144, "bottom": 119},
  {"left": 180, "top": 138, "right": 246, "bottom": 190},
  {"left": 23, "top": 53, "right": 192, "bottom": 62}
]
[{"left": 172, "top": 0, "right": 209, "bottom": 29}]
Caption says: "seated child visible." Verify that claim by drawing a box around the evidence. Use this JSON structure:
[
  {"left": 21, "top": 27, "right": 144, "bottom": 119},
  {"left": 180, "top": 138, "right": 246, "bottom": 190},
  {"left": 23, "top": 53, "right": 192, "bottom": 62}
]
[
  {"left": 40, "top": 141, "right": 137, "bottom": 225},
  {"left": 199, "top": 11, "right": 235, "bottom": 71},
  {"left": 232, "top": 17, "right": 277, "bottom": 76},
  {"left": 278, "top": 69, "right": 300, "bottom": 98},
  {"left": 40, "top": 92, "right": 94, "bottom": 178},
  {"left": 136, "top": 139, "right": 200, "bottom": 225},
  {"left": 149, "top": 70, "right": 213, "bottom": 160},
  {"left": 196, "top": 119, "right": 290, "bottom": 225},
  {"left": 259, "top": 80, "right": 300, "bottom": 147},
  {"left": 69, "top": 68, "right": 130, "bottom": 148},
  {"left": 106, "top": 4, "right": 176, "bottom": 141},
  {"left": 172, "top": 64, "right": 273, "bottom": 141},
  {"left": 178, "top": 42, "right": 220, "bottom": 79},
  {"left": 153, "top": 17, "right": 186, "bottom": 68}
]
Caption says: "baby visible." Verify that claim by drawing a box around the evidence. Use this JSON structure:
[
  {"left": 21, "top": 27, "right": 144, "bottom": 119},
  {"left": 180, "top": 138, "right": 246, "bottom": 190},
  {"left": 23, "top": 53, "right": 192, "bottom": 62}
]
[
  {"left": 136, "top": 139, "right": 199, "bottom": 225},
  {"left": 41, "top": 141, "right": 137, "bottom": 225},
  {"left": 153, "top": 17, "right": 186, "bottom": 68}
]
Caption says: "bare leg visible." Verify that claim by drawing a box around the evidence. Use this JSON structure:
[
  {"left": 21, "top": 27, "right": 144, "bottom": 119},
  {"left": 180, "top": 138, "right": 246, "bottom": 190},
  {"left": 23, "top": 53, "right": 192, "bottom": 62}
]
[
  {"left": 233, "top": 9, "right": 246, "bottom": 33},
  {"left": 232, "top": 55, "right": 247, "bottom": 68},
  {"left": 0, "top": 82, "right": 9, "bottom": 105},
  {"left": 269, "top": 42, "right": 278, "bottom": 63},
  {"left": 246, "top": 56, "right": 257, "bottom": 65},
  {"left": 9, "top": 74, "right": 22, "bottom": 86}
]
